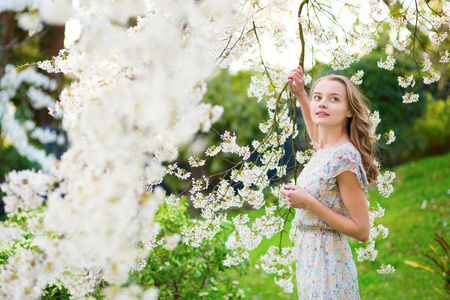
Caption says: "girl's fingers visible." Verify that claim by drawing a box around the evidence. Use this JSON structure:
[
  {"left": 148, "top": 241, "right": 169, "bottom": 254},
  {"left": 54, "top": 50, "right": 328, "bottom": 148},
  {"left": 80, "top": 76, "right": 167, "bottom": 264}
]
[
  {"left": 289, "top": 70, "right": 303, "bottom": 78},
  {"left": 291, "top": 73, "right": 303, "bottom": 84},
  {"left": 283, "top": 185, "right": 297, "bottom": 190}
]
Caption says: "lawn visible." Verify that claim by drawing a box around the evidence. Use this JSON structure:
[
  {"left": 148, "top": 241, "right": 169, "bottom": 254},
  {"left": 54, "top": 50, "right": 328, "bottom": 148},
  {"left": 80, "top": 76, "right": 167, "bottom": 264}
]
[{"left": 229, "top": 151, "right": 450, "bottom": 299}]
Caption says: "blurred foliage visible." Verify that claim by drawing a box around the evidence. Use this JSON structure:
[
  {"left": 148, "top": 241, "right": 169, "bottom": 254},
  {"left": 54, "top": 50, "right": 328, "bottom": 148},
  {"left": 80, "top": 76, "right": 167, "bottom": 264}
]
[
  {"left": 40, "top": 284, "right": 71, "bottom": 300},
  {"left": 410, "top": 99, "right": 450, "bottom": 157},
  {"left": 203, "top": 68, "right": 268, "bottom": 147}
]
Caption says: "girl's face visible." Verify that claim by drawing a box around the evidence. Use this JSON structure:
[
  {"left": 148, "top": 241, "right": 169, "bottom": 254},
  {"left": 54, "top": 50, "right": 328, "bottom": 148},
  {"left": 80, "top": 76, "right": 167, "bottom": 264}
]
[{"left": 310, "top": 79, "right": 352, "bottom": 129}]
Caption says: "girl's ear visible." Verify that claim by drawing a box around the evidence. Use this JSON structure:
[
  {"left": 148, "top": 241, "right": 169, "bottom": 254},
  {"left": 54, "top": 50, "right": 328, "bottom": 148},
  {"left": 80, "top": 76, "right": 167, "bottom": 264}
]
[{"left": 346, "top": 110, "right": 353, "bottom": 118}]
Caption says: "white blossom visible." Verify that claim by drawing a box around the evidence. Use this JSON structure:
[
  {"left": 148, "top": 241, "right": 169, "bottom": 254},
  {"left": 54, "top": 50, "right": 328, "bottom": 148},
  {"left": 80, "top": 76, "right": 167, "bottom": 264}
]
[
  {"left": 402, "top": 92, "right": 420, "bottom": 104},
  {"left": 356, "top": 241, "right": 378, "bottom": 261},
  {"left": 368, "top": 110, "right": 381, "bottom": 140},
  {"left": 377, "top": 171, "right": 396, "bottom": 198},
  {"left": 165, "top": 194, "right": 180, "bottom": 206},
  {"left": 393, "top": 39, "right": 407, "bottom": 51},
  {"left": 385, "top": 129, "right": 396, "bottom": 145},
  {"left": 421, "top": 58, "right": 432, "bottom": 72},
  {"left": 439, "top": 50, "right": 450, "bottom": 63},
  {"left": 423, "top": 72, "right": 440, "bottom": 84},
  {"left": 397, "top": 75, "right": 415, "bottom": 88},
  {"left": 377, "top": 55, "right": 396, "bottom": 71},
  {"left": 1, "top": 170, "right": 53, "bottom": 214},
  {"left": 429, "top": 32, "right": 448, "bottom": 45},
  {"left": 303, "top": 74, "right": 312, "bottom": 86},
  {"left": 350, "top": 70, "right": 364, "bottom": 85},
  {"left": 17, "top": 12, "right": 43, "bottom": 33},
  {"left": 274, "top": 276, "right": 294, "bottom": 293},
  {"left": 30, "top": 127, "right": 58, "bottom": 144},
  {"left": 431, "top": 13, "right": 448, "bottom": 30},
  {"left": 131, "top": 259, "right": 148, "bottom": 272},
  {"left": 377, "top": 264, "right": 396, "bottom": 274}
]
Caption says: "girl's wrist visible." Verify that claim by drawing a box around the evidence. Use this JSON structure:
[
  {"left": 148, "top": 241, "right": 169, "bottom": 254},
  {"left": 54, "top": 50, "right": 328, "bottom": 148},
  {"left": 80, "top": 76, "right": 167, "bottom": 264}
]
[
  {"left": 295, "top": 91, "right": 308, "bottom": 101},
  {"left": 305, "top": 194, "right": 317, "bottom": 211}
]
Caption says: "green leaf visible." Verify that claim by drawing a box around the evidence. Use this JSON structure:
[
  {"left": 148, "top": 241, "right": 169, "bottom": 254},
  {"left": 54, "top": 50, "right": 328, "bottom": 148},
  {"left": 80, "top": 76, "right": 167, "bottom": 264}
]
[{"left": 404, "top": 260, "right": 435, "bottom": 273}]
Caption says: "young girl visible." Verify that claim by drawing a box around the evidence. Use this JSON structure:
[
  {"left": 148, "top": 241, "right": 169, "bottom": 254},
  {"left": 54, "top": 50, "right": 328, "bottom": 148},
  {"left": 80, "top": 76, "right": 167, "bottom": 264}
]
[{"left": 280, "top": 66, "right": 378, "bottom": 299}]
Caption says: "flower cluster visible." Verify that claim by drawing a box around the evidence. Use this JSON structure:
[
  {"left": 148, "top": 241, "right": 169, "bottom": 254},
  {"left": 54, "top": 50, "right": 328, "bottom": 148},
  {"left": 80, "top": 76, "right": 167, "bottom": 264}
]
[
  {"left": 188, "top": 155, "right": 206, "bottom": 167},
  {"left": 385, "top": 130, "right": 396, "bottom": 145},
  {"left": 429, "top": 32, "right": 448, "bottom": 45},
  {"left": 368, "top": 110, "right": 381, "bottom": 140},
  {"left": 377, "top": 56, "right": 396, "bottom": 71},
  {"left": 376, "top": 171, "right": 396, "bottom": 198},
  {"left": 439, "top": 50, "right": 450, "bottom": 63},
  {"left": 377, "top": 264, "right": 396, "bottom": 274},
  {"left": 423, "top": 72, "right": 440, "bottom": 84},
  {"left": 165, "top": 163, "right": 192, "bottom": 180},
  {"left": 131, "top": 259, "right": 148, "bottom": 272},
  {"left": 182, "top": 216, "right": 225, "bottom": 248},
  {"left": 1, "top": 170, "right": 53, "bottom": 214},
  {"left": 356, "top": 240, "right": 378, "bottom": 261},
  {"left": 205, "top": 131, "right": 250, "bottom": 160},
  {"left": 430, "top": 11, "right": 450, "bottom": 29},
  {"left": 219, "top": 131, "right": 251, "bottom": 160},
  {"left": 397, "top": 75, "right": 415, "bottom": 88},
  {"left": 350, "top": 70, "right": 364, "bottom": 85},
  {"left": 421, "top": 58, "right": 432, "bottom": 72},
  {"left": 402, "top": 92, "right": 420, "bottom": 104},
  {"left": 295, "top": 148, "right": 315, "bottom": 165},
  {"left": 259, "top": 245, "right": 295, "bottom": 292}
]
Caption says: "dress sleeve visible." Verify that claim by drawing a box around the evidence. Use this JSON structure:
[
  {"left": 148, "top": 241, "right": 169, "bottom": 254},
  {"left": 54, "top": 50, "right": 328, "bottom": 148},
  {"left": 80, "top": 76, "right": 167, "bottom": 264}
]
[{"left": 324, "top": 147, "right": 369, "bottom": 192}]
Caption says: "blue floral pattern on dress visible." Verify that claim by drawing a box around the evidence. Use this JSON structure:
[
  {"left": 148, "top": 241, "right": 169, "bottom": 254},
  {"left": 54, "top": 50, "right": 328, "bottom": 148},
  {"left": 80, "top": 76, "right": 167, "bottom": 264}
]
[{"left": 293, "top": 141, "right": 368, "bottom": 299}]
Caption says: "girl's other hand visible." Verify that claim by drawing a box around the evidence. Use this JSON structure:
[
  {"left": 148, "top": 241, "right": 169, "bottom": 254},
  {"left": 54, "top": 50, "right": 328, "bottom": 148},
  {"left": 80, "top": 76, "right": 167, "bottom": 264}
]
[
  {"left": 288, "top": 65, "right": 306, "bottom": 97},
  {"left": 280, "top": 184, "right": 315, "bottom": 209}
]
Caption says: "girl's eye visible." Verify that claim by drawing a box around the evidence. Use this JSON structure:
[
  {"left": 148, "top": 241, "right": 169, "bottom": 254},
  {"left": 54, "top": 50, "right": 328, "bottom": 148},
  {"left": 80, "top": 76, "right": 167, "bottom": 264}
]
[
  {"left": 331, "top": 97, "right": 339, "bottom": 102},
  {"left": 313, "top": 96, "right": 321, "bottom": 100}
]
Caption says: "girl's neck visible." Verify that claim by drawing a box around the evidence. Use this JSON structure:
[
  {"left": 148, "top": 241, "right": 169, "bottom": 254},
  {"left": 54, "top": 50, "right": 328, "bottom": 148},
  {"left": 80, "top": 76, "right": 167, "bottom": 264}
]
[{"left": 317, "top": 126, "right": 349, "bottom": 150}]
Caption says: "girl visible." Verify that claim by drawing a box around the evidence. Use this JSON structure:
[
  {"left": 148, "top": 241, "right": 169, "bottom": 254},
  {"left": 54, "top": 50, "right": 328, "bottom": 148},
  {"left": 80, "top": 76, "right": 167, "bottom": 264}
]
[{"left": 280, "top": 66, "right": 378, "bottom": 299}]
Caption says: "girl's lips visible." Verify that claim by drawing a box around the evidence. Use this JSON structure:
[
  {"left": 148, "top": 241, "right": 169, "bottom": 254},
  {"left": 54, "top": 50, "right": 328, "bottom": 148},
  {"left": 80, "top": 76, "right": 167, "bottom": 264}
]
[{"left": 316, "top": 112, "right": 329, "bottom": 116}]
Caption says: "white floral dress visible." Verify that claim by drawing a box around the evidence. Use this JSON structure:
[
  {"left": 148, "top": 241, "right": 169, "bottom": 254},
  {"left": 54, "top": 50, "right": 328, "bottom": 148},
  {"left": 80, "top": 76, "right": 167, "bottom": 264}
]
[{"left": 293, "top": 141, "right": 368, "bottom": 299}]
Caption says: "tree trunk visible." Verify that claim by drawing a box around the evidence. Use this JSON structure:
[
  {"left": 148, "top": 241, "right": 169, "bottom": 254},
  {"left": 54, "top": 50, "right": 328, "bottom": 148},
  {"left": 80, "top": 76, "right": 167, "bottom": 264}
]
[{"left": 0, "top": 11, "right": 16, "bottom": 76}]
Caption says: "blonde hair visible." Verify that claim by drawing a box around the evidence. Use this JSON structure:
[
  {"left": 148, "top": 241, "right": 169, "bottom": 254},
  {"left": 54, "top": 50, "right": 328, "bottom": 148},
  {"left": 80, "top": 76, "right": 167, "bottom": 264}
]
[{"left": 310, "top": 74, "right": 378, "bottom": 184}]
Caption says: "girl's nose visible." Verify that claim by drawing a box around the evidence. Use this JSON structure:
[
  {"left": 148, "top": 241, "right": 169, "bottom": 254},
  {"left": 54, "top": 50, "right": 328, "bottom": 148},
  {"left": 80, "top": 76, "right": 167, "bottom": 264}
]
[{"left": 318, "top": 100, "right": 327, "bottom": 108}]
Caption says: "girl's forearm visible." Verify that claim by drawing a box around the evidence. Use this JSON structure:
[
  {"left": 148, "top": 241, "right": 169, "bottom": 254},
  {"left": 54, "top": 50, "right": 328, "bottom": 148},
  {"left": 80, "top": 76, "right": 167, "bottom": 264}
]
[
  {"left": 305, "top": 194, "right": 369, "bottom": 242},
  {"left": 295, "top": 92, "right": 316, "bottom": 146}
]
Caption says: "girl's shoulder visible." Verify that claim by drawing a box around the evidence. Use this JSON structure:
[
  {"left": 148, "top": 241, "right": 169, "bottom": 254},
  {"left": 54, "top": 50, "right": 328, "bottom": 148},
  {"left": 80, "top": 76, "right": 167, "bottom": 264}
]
[
  {"left": 324, "top": 140, "right": 368, "bottom": 190},
  {"left": 324, "top": 140, "right": 364, "bottom": 170},
  {"left": 323, "top": 140, "right": 362, "bottom": 162}
]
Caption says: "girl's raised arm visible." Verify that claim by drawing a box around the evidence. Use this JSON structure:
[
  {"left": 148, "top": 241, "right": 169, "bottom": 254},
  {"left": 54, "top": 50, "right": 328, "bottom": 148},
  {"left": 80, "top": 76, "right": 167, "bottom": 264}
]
[{"left": 288, "top": 66, "right": 318, "bottom": 149}]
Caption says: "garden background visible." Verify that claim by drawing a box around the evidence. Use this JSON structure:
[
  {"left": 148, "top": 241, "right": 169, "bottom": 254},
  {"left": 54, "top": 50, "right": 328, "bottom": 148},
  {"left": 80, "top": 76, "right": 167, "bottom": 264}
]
[{"left": 0, "top": 1, "right": 449, "bottom": 299}]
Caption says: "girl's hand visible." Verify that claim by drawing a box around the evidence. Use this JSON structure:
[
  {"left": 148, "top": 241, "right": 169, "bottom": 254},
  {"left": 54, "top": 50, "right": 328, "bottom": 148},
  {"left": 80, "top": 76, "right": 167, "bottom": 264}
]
[
  {"left": 287, "top": 66, "right": 307, "bottom": 97},
  {"left": 280, "top": 185, "right": 315, "bottom": 209}
]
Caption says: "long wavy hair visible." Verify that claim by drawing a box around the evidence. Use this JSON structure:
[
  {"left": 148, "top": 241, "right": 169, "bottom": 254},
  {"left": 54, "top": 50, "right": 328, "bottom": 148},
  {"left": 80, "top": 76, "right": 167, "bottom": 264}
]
[{"left": 310, "top": 74, "right": 378, "bottom": 184}]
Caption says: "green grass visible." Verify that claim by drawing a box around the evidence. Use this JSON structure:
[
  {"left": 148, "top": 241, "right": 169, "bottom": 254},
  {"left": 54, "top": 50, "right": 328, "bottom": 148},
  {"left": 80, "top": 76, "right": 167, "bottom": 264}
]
[{"left": 229, "top": 152, "right": 450, "bottom": 299}]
